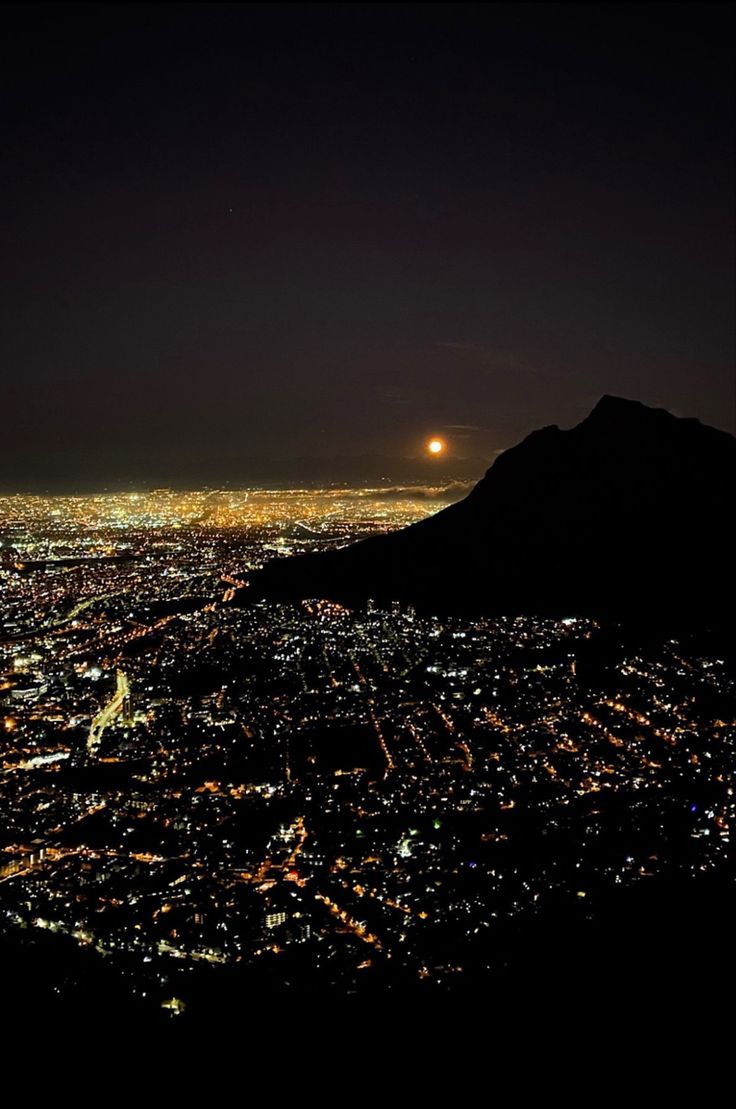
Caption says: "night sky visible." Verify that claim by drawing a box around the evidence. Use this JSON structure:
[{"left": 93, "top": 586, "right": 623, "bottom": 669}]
[{"left": 2, "top": 3, "right": 733, "bottom": 491}]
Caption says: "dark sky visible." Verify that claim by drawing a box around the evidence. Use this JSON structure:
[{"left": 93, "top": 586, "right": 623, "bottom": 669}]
[{"left": 2, "top": 2, "right": 733, "bottom": 491}]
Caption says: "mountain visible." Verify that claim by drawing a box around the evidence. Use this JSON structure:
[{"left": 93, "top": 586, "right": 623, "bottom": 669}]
[{"left": 246, "top": 397, "right": 736, "bottom": 624}]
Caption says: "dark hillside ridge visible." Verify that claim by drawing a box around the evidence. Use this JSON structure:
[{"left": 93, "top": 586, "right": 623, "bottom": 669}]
[{"left": 247, "top": 397, "right": 736, "bottom": 625}]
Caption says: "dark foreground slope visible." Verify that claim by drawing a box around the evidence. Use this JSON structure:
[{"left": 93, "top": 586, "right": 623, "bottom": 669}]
[{"left": 249, "top": 397, "right": 735, "bottom": 623}]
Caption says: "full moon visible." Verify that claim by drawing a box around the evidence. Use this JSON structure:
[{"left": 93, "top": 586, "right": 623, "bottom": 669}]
[{"left": 427, "top": 437, "right": 446, "bottom": 456}]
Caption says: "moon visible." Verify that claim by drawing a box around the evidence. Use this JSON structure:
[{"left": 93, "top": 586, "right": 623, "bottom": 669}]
[{"left": 427, "top": 437, "right": 446, "bottom": 456}]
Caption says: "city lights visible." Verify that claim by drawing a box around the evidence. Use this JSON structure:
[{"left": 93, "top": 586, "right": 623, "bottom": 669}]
[{"left": 1, "top": 485, "right": 732, "bottom": 1014}]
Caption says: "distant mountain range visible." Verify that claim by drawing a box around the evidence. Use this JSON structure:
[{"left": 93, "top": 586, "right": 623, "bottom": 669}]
[{"left": 247, "top": 397, "right": 736, "bottom": 625}]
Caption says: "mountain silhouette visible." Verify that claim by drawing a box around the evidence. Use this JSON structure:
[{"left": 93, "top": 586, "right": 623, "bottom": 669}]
[{"left": 247, "top": 397, "right": 735, "bottom": 624}]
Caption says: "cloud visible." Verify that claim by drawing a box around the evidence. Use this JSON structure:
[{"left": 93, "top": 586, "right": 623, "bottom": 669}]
[
  {"left": 434, "top": 341, "right": 489, "bottom": 353},
  {"left": 433, "top": 341, "right": 532, "bottom": 372},
  {"left": 364, "top": 481, "right": 475, "bottom": 502}
]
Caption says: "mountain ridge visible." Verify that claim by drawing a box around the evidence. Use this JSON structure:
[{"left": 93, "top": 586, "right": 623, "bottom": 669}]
[{"left": 245, "top": 397, "right": 736, "bottom": 625}]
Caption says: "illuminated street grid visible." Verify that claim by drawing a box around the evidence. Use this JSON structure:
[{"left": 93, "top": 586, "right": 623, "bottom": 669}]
[{"left": 1, "top": 488, "right": 734, "bottom": 1010}]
